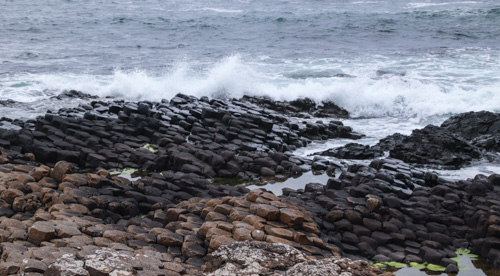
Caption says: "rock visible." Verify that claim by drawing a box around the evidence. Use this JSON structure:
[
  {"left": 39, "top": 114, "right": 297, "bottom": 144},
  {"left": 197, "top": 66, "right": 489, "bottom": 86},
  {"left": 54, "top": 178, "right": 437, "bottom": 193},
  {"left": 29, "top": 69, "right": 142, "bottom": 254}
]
[
  {"left": 388, "top": 125, "right": 482, "bottom": 167},
  {"left": 30, "top": 166, "right": 50, "bottom": 181},
  {"left": 84, "top": 248, "right": 135, "bottom": 275},
  {"left": 441, "top": 111, "right": 500, "bottom": 141},
  {"left": 366, "top": 197, "right": 381, "bottom": 212},
  {"left": 50, "top": 161, "right": 73, "bottom": 182},
  {"left": 267, "top": 228, "right": 294, "bottom": 240},
  {"left": 446, "top": 264, "right": 459, "bottom": 273},
  {"left": 45, "top": 254, "right": 89, "bottom": 276},
  {"left": 209, "top": 235, "right": 235, "bottom": 251},
  {"left": 260, "top": 167, "right": 276, "bottom": 177},
  {"left": 233, "top": 227, "right": 253, "bottom": 241},
  {"left": 319, "top": 143, "right": 383, "bottom": 159},
  {"left": 157, "top": 232, "right": 184, "bottom": 247},
  {"left": 182, "top": 242, "right": 207, "bottom": 259},
  {"left": 1, "top": 188, "right": 24, "bottom": 204},
  {"left": 279, "top": 208, "right": 304, "bottom": 226},
  {"left": 28, "top": 221, "right": 56, "bottom": 245},
  {"left": 62, "top": 174, "right": 88, "bottom": 186},
  {"left": 251, "top": 230, "right": 266, "bottom": 241},
  {"left": 204, "top": 241, "right": 390, "bottom": 276},
  {"left": 0, "top": 262, "right": 20, "bottom": 275},
  {"left": 103, "top": 230, "right": 132, "bottom": 243},
  {"left": 205, "top": 211, "right": 227, "bottom": 222},
  {"left": 204, "top": 241, "right": 309, "bottom": 275},
  {"left": 20, "top": 259, "right": 48, "bottom": 273},
  {"left": 254, "top": 204, "right": 280, "bottom": 220}
]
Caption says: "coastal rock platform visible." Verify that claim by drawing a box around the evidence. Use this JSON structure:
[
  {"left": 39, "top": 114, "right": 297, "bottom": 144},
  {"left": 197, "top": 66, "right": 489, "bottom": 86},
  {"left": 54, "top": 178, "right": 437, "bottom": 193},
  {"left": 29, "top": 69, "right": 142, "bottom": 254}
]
[{"left": 0, "top": 93, "right": 499, "bottom": 275}]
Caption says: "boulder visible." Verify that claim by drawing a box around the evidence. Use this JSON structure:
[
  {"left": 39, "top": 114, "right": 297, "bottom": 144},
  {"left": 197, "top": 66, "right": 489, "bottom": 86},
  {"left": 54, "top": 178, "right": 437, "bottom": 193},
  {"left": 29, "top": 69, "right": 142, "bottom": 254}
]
[
  {"left": 389, "top": 125, "right": 481, "bottom": 167},
  {"left": 50, "top": 161, "right": 73, "bottom": 182},
  {"left": 319, "top": 143, "right": 383, "bottom": 159}
]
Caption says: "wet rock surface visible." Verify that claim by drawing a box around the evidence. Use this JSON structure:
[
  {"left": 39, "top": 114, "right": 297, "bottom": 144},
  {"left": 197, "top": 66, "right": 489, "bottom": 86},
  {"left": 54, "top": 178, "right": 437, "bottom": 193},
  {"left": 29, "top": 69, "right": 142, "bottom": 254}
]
[
  {"left": 326, "top": 111, "right": 500, "bottom": 168},
  {"left": 0, "top": 93, "right": 499, "bottom": 275},
  {"left": 318, "top": 143, "right": 384, "bottom": 160},
  {"left": 0, "top": 93, "right": 361, "bottom": 180},
  {"left": 388, "top": 125, "right": 481, "bottom": 167},
  {"left": 441, "top": 111, "right": 500, "bottom": 152}
]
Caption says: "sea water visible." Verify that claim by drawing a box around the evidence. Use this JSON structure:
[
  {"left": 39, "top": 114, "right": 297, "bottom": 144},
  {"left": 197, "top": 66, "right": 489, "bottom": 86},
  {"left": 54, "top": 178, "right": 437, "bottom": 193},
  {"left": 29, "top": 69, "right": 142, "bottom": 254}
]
[{"left": 1, "top": 0, "right": 499, "bottom": 173}]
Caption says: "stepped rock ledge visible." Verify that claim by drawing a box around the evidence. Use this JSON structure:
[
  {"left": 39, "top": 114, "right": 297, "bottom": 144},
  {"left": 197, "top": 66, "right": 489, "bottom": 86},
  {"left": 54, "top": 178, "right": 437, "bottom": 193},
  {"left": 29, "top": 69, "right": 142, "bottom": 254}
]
[{"left": 0, "top": 92, "right": 499, "bottom": 275}]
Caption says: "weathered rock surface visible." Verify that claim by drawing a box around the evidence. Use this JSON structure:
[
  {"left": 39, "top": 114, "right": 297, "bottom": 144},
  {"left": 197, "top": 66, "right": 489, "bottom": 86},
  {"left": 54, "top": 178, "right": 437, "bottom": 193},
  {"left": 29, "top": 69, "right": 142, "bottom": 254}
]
[
  {"left": 0, "top": 93, "right": 362, "bottom": 180},
  {"left": 204, "top": 241, "right": 391, "bottom": 276},
  {"left": 1, "top": 95, "right": 500, "bottom": 275},
  {"left": 318, "top": 143, "right": 384, "bottom": 160},
  {"left": 389, "top": 125, "right": 481, "bottom": 167},
  {"left": 366, "top": 111, "right": 500, "bottom": 167}
]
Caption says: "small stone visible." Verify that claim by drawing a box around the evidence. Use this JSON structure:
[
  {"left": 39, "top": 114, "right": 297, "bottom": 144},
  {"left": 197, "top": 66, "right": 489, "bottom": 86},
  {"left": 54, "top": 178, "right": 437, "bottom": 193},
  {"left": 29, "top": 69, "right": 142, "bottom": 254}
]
[
  {"left": 366, "top": 197, "right": 381, "bottom": 212},
  {"left": 229, "top": 208, "right": 250, "bottom": 221},
  {"left": 266, "top": 228, "right": 293, "bottom": 240},
  {"left": 251, "top": 230, "right": 266, "bottom": 241},
  {"left": 242, "top": 215, "right": 267, "bottom": 227},
  {"left": 30, "top": 166, "right": 50, "bottom": 181},
  {"left": 214, "top": 204, "right": 233, "bottom": 215},
  {"left": 54, "top": 221, "right": 82, "bottom": 238},
  {"left": 1, "top": 188, "right": 24, "bottom": 204},
  {"left": 157, "top": 232, "right": 184, "bottom": 247},
  {"left": 28, "top": 221, "right": 56, "bottom": 245},
  {"left": 246, "top": 190, "right": 263, "bottom": 202},
  {"left": 182, "top": 242, "right": 207, "bottom": 259},
  {"left": 266, "top": 235, "right": 293, "bottom": 246},
  {"left": 103, "top": 230, "right": 132, "bottom": 243},
  {"left": 260, "top": 167, "right": 276, "bottom": 177},
  {"left": 0, "top": 262, "right": 20, "bottom": 275},
  {"left": 50, "top": 161, "right": 73, "bottom": 182},
  {"left": 62, "top": 174, "right": 88, "bottom": 186},
  {"left": 209, "top": 235, "right": 235, "bottom": 251},
  {"left": 279, "top": 208, "right": 304, "bottom": 226},
  {"left": 20, "top": 259, "right": 47, "bottom": 273},
  {"left": 446, "top": 264, "right": 459, "bottom": 273},
  {"left": 165, "top": 208, "right": 187, "bottom": 222},
  {"left": 294, "top": 232, "right": 313, "bottom": 245},
  {"left": 254, "top": 204, "right": 280, "bottom": 221},
  {"left": 205, "top": 212, "right": 227, "bottom": 222},
  {"left": 233, "top": 227, "right": 253, "bottom": 241}
]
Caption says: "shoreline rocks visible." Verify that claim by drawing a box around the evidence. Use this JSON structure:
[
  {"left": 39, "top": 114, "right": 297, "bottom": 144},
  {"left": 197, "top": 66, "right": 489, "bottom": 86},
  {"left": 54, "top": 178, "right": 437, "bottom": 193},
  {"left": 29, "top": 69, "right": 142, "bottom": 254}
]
[
  {"left": 0, "top": 93, "right": 362, "bottom": 180},
  {"left": 324, "top": 111, "right": 500, "bottom": 169},
  {"left": 0, "top": 92, "right": 499, "bottom": 275}
]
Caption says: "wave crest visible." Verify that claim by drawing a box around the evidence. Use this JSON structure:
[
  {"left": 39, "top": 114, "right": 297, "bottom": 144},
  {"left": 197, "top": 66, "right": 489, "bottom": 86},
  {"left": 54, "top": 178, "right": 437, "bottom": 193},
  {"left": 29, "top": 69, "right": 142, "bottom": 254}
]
[{"left": 1, "top": 55, "right": 499, "bottom": 121}]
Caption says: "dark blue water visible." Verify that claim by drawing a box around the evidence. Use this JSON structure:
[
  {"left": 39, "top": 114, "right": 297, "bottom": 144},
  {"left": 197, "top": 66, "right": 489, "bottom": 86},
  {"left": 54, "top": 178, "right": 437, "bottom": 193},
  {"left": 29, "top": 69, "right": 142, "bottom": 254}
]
[
  {"left": 1, "top": 1, "right": 499, "bottom": 117},
  {"left": 0, "top": 0, "right": 499, "bottom": 150}
]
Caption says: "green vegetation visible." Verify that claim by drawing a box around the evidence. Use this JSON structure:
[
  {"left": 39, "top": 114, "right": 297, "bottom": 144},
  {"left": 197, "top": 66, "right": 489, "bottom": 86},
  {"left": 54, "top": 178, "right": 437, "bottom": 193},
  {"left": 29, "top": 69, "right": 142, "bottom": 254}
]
[
  {"left": 130, "top": 143, "right": 158, "bottom": 152},
  {"left": 371, "top": 248, "right": 478, "bottom": 273},
  {"left": 140, "top": 144, "right": 157, "bottom": 152},
  {"left": 109, "top": 168, "right": 148, "bottom": 179},
  {"left": 426, "top": 264, "right": 446, "bottom": 272},
  {"left": 409, "top": 262, "right": 427, "bottom": 269},
  {"left": 110, "top": 168, "right": 139, "bottom": 175}
]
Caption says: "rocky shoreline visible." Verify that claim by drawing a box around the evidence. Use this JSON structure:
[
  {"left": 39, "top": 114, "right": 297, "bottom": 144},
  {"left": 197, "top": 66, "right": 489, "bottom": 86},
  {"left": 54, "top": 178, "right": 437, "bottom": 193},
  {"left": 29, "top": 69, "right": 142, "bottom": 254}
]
[{"left": 0, "top": 92, "right": 499, "bottom": 275}]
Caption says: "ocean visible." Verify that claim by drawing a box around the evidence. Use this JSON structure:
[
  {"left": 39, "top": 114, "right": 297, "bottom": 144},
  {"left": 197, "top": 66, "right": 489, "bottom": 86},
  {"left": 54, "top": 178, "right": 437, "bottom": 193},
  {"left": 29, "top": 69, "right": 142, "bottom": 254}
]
[{"left": 1, "top": 0, "right": 500, "bottom": 179}]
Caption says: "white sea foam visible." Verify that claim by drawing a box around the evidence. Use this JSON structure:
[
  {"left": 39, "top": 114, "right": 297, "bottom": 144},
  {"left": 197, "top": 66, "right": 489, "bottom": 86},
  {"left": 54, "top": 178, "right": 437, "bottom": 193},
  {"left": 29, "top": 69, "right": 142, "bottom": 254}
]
[
  {"left": 201, "top": 7, "right": 243, "bottom": 13},
  {"left": 408, "top": 1, "right": 479, "bottom": 8},
  {"left": 1, "top": 55, "right": 499, "bottom": 122}
]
